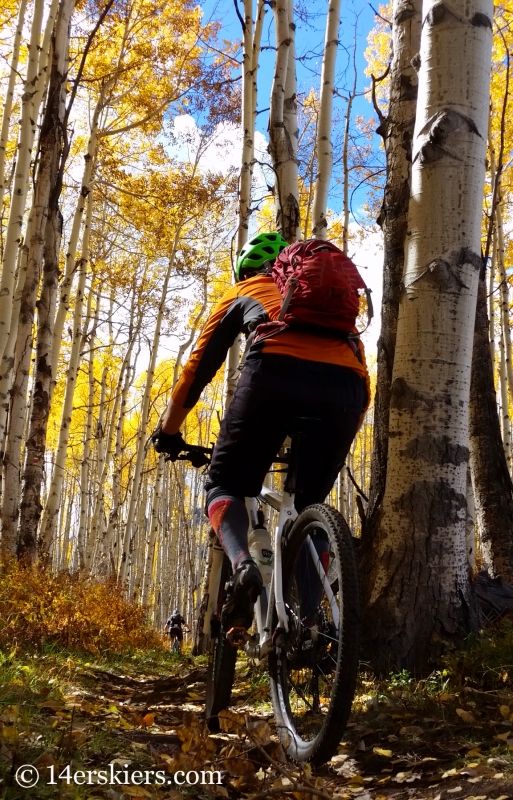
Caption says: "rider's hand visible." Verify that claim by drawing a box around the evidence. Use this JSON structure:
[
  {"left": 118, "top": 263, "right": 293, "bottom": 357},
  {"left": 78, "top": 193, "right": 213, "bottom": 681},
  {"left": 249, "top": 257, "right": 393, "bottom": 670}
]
[{"left": 151, "top": 428, "right": 186, "bottom": 460}]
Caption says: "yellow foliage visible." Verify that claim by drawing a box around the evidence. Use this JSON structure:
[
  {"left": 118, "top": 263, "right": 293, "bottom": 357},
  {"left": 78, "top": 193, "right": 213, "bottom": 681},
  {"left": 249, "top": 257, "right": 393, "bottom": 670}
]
[{"left": 0, "top": 559, "right": 163, "bottom": 653}]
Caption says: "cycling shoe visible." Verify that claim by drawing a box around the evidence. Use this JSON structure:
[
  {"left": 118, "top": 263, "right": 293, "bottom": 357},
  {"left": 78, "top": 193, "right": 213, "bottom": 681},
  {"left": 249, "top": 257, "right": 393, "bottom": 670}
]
[{"left": 222, "top": 559, "right": 263, "bottom": 631}]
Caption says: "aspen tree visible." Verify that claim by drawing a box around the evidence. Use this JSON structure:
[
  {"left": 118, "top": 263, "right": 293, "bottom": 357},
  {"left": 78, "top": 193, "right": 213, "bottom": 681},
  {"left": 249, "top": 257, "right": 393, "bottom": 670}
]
[
  {"left": 467, "top": 66, "right": 513, "bottom": 583},
  {"left": 141, "top": 454, "right": 164, "bottom": 610},
  {"left": 76, "top": 292, "right": 99, "bottom": 567},
  {"left": 0, "top": 0, "right": 29, "bottom": 207},
  {"left": 0, "top": 259, "right": 25, "bottom": 482},
  {"left": 269, "top": 0, "right": 299, "bottom": 241},
  {"left": 225, "top": 0, "right": 265, "bottom": 411},
  {"left": 362, "top": 0, "right": 493, "bottom": 669},
  {"left": 0, "top": 0, "right": 59, "bottom": 365},
  {"left": 469, "top": 269, "right": 513, "bottom": 582},
  {"left": 311, "top": 0, "right": 341, "bottom": 239},
  {"left": 39, "top": 186, "right": 94, "bottom": 556},
  {"left": 365, "top": 0, "right": 422, "bottom": 525},
  {"left": 498, "top": 321, "right": 511, "bottom": 468},
  {"left": 4, "top": 0, "right": 75, "bottom": 559},
  {"left": 50, "top": 91, "right": 107, "bottom": 389},
  {"left": 118, "top": 232, "right": 186, "bottom": 585}
]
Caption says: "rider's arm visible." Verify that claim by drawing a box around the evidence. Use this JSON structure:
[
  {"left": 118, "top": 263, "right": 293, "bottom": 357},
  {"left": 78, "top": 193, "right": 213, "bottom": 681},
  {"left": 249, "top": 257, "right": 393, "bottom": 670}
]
[
  {"left": 161, "top": 401, "right": 189, "bottom": 435},
  {"left": 162, "top": 284, "right": 270, "bottom": 432}
]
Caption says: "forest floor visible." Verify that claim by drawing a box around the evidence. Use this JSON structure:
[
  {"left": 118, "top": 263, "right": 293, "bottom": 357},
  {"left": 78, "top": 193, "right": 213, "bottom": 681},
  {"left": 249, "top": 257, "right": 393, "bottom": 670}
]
[{"left": 1, "top": 623, "right": 513, "bottom": 800}]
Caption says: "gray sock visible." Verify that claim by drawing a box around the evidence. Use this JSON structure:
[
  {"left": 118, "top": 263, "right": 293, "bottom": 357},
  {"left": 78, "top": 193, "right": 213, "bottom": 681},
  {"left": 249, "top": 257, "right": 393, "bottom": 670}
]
[{"left": 206, "top": 488, "right": 251, "bottom": 571}]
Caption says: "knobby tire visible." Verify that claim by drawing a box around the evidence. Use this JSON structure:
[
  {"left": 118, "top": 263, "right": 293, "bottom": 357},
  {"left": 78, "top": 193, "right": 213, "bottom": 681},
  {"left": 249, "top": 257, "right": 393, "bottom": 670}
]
[
  {"left": 205, "top": 553, "right": 237, "bottom": 730},
  {"left": 269, "top": 503, "right": 361, "bottom": 765}
]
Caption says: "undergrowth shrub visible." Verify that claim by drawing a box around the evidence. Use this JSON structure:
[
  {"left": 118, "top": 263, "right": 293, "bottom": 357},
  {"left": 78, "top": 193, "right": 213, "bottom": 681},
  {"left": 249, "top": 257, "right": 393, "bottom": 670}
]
[
  {"left": 443, "top": 617, "right": 513, "bottom": 689},
  {"left": 0, "top": 559, "right": 163, "bottom": 654}
]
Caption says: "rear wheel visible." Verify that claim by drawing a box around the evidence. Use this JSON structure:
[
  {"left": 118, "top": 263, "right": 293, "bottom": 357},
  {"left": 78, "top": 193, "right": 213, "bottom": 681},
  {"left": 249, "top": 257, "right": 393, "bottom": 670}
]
[
  {"left": 205, "top": 553, "right": 237, "bottom": 731},
  {"left": 269, "top": 503, "right": 360, "bottom": 765}
]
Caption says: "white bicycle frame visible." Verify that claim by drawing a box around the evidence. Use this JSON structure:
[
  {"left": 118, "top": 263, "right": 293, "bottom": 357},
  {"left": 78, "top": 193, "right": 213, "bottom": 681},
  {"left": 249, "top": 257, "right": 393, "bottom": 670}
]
[{"left": 203, "top": 481, "right": 340, "bottom": 659}]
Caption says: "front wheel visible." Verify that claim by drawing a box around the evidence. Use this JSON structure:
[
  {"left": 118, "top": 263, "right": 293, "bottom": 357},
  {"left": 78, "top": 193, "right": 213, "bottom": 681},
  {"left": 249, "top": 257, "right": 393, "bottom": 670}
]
[
  {"left": 205, "top": 552, "right": 237, "bottom": 731},
  {"left": 269, "top": 504, "right": 360, "bottom": 765}
]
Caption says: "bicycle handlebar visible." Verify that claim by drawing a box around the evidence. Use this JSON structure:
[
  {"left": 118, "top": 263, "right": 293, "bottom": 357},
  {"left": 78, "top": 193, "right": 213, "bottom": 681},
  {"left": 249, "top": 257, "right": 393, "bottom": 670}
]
[{"left": 166, "top": 442, "right": 213, "bottom": 468}]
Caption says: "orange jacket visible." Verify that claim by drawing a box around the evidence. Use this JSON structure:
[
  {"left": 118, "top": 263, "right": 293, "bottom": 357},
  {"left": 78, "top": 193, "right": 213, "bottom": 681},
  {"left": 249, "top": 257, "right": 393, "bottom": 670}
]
[{"left": 172, "top": 275, "right": 371, "bottom": 410}]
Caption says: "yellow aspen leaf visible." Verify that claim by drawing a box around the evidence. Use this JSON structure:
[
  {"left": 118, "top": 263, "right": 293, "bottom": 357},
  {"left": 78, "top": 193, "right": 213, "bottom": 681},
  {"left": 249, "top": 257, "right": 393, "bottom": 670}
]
[
  {"left": 187, "top": 692, "right": 202, "bottom": 701},
  {"left": 373, "top": 747, "right": 393, "bottom": 757},
  {"left": 218, "top": 709, "right": 244, "bottom": 733},
  {"left": 466, "top": 748, "right": 482, "bottom": 756},
  {"left": 442, "top": 768, "right": 458, "bottom": 778},
  {"left": 494, "top": 732, "right": 511, "bottom": 741},
  {"left": 221, "top": 756, "right": 256, "bottom": 777},
  {"left": 456, "top": 708, "right": 475, "bottom": 723},
  {"left": 499, "top": 705, "right": 510, "bottom": 719},
  {"left": 246, "top": 718, "right": 271, "bottom": 745},
  {"left": 348, "top": 774, "right": 364, "bottom": 785},
  {"left": 0, "top": 726, "right": 18, "bottom": 743}
]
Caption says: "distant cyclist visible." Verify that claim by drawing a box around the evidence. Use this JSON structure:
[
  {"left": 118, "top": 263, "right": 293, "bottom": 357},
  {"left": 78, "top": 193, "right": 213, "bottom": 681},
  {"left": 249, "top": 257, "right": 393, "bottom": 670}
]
[
  {"left": 153, "top": 233, "right": 370, "bottom": 635},
  {"left": 164, "top": 609, "right": 188, "bottom": 652}
]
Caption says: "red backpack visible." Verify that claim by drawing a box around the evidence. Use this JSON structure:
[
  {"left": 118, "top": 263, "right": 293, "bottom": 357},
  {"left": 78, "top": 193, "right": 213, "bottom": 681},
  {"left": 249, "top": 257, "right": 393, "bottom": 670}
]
[{"left": 252, "top": 239, "right": 372, "bottom": 345}]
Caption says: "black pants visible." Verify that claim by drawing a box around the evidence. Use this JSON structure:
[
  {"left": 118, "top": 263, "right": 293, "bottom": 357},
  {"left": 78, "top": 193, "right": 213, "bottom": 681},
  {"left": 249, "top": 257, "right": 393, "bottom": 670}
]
[{"left": 206, "top": 354, "right": 365, "bottom": 508}]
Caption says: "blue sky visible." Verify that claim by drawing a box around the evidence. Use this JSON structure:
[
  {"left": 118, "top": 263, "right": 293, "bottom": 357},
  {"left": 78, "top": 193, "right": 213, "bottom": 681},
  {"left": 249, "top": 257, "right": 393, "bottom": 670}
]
[{"left": 200, "top": 0, "right": 381, "bottom": 136}]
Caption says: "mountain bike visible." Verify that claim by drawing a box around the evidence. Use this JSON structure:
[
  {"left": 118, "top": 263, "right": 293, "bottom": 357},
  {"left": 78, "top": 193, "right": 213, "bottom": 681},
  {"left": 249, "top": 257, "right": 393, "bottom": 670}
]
[{"left": 178, "top": 420, "right": 361, "bottom": 766}]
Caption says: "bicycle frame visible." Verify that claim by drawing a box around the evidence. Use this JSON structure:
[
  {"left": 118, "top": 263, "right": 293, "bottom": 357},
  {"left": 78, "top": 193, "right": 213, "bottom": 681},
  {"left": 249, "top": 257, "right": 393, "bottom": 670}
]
[
  {"left": 203, "top": 485, "right": 338, "bottom": 660},
  {"left": 202, "top": 423, "right": 337, "bottom": 659}
]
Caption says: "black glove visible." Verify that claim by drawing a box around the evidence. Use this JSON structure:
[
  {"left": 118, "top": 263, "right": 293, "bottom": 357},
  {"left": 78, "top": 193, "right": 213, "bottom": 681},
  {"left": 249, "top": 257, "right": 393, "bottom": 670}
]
[{"left": 151, "top": 428, "right": 186, "bottom": 460}]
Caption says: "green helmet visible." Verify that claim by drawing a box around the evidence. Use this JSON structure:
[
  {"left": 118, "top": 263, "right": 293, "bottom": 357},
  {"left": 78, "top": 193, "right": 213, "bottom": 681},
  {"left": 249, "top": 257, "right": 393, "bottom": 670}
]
[{"left": 236, "top": 232, "right": 288, "bottom": 281}]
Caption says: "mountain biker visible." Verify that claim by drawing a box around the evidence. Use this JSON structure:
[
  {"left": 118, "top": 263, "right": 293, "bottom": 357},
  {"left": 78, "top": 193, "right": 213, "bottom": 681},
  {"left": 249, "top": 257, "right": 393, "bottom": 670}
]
[
  {"left": 152, "top": 232, "right": 370, "bottom": 634},
  {"left": 164, "top": 608, "right": 188, "bottom": 651}
]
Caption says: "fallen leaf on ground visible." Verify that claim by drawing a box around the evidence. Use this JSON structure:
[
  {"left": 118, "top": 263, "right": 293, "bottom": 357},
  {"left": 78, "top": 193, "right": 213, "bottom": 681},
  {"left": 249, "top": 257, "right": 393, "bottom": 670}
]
[
  {"left": 373, "top": 747, "right": 392, "bottom": 757},
  {"left": 456, "top": 708, "right": 476, "bottom": 723}
]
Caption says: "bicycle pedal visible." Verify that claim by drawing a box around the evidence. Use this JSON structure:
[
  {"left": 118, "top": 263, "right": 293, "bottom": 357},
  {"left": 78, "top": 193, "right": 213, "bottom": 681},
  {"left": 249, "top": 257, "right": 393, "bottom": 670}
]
[{"left": 226, "top": 626, "right": 249, "bottom": 648}]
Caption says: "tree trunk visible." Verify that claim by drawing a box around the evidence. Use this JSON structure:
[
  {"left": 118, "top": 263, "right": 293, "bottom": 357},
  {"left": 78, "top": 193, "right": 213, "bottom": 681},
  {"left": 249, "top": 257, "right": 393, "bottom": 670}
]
[
  {"left": 16, "top": 0, "right": 74, "bottom": 560},
  {"left": 0, "top": 0, "right": 60, "bottom": 365},
  {"left": 268, "top": 0, "right": 299, "bottom": 242},
  {"left": 0, "top": 0, "right": 29, "bottom": 207},
  {"left": 365, "top": 0, "right": 422, "bottom": 525},
  {"left": 311, "top": 0, "right": 341, "bottom": 239},
  {"left": 361, "top": 0, "right": 492, "bottom": 671},
  {"left": 39, "top": 187, "right": 93, "bottom": 554},
  {"left": 469, "top": 272, "right": 513, "bottom": 582},
  {"left": 119, "top": 235, "right": 181, "bottom": 584}
]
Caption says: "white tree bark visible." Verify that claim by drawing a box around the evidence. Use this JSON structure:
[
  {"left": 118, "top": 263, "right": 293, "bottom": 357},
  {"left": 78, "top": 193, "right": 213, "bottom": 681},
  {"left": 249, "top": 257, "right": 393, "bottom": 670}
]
[
  {"left": 499, "top": 317, "right": 512, "bottom": 469},
  {"left": 0, "top": 0, "right": 60, "bottom": 365},
  {"left": 311, "top": 0, "right": 341, "bottom": 239},
  {"left": 362, "top": 0, "right": 492, "bottom": 669},
  {"left": 118, "top": 235, "right": 181, "bottom": 584},
  {"left": 141, "top": 454, "right": 164, "bottom": 610},
  {"left": 0, "top": 0, "right": 29, "bottom": 206},
  {"left": 50, "top": 92, "right": 106, "bottom": 390},
  {"left": 77, "top": 291, "right": 98, "bottom": 567},
  {"left": 0, "top": 256, "right": 25, "bottom": 479},
  {"left": 268, "top": 0, "right": 299, "bottom": 242},
  {"left": 2, "top": 0, "right": 75, "bottom": 558},
  {"left": 39, "top": 186, "right": 94, "bottom": 553}
]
